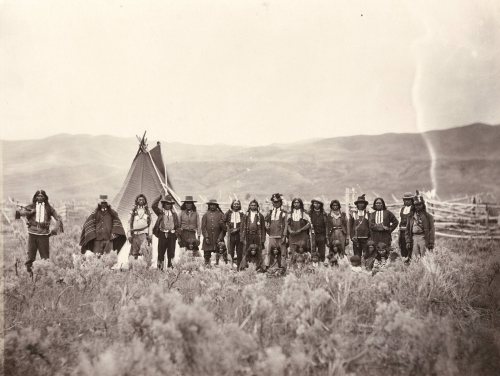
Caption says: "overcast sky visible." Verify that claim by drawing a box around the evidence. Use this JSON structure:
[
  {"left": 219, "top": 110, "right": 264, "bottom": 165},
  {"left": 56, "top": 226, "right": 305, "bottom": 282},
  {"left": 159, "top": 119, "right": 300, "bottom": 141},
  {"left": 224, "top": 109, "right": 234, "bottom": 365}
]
[{"left": 1, "top": 0, "right": 499, "bottom": 145}]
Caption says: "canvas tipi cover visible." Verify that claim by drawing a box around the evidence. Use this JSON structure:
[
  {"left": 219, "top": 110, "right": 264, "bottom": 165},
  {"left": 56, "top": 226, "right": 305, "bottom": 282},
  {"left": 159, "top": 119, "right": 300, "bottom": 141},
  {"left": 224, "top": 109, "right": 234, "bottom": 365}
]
[
  {"left": 111, "top": 135, "right": 180, "bottom": 267},
  {"left": 112, "top": 138, "right": 180, "bottom": 220}
]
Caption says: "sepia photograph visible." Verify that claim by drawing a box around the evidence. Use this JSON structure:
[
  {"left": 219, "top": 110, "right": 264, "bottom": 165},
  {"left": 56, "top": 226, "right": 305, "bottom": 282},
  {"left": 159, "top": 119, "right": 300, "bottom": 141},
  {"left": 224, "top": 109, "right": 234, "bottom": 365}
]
[{"left": 1, "top": 1, "right": 499, "bottom": 375}]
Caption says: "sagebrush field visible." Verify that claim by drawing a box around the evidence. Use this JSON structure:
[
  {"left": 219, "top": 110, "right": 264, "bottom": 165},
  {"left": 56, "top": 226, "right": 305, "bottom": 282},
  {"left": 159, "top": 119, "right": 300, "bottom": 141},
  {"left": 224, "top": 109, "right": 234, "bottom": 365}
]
[{"left": 2, "top": 216, "right": 500, "bottom": 376}]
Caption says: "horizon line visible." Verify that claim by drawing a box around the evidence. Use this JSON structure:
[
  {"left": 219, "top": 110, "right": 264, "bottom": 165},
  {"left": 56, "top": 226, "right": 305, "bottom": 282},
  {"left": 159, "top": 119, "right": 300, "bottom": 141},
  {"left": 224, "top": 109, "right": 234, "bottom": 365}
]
[{"left": 0, "top": 122, "right": 497, "bottom": 147}]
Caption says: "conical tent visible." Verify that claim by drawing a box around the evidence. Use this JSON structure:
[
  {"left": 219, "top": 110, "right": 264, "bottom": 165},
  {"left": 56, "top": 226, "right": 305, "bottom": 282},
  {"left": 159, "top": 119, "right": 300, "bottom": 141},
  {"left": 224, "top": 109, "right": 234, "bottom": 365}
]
[
  {"left": 111, "top": 133, "right": 181, "bottom": 267},
  {"left": 112, "top": 134, "right": 181, "bottom": 218}
]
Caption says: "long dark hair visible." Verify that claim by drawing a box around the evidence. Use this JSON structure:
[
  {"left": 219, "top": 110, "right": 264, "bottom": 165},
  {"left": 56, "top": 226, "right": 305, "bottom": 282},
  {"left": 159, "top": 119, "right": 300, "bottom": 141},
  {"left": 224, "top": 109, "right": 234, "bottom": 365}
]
[
  {"left": 181, "top": 202, "right": 197, "bottom": 211},
  {"left": 32, "top": 190, "right": 49, "bottom": 204},
  {"left": 132, "top": 194, "right": 151, "bottom": 215},
  {"left": 309, "top": 200, "right": 324, "bottom": 215},
  {"left": 372, "top": 197, "right": 387, "bottom": 210}
]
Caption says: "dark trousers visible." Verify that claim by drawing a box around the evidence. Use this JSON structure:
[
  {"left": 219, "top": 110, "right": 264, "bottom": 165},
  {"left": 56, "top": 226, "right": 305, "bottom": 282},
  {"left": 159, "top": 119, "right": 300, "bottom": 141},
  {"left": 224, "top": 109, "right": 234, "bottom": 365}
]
[
  {"left": 158, "top": 232, "right": 176, "bottom": 266},
  {"left": 26, "top": 234, "right": 50, "bottom": 269},
  {"left": 313, "top": 233, "right": 327, "bottom": 262},
  {"left": 204, "top": 250, "right": 218, "bottom": 264},
  {"left": 399, "top": 230, "right": 410, "bottom": 258},
  {"left": 227, "top": 232, "right": 243, "bottom": 267},
  {"left": 352, "top": 237, "right": 368, "bottom": 257}
]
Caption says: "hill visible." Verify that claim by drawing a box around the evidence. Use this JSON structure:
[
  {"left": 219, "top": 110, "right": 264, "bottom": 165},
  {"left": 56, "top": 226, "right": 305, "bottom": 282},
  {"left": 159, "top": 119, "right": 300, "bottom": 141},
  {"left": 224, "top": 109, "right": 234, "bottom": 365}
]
[{"left": 1, "top": 123, "right": 499, "bottom": 203}]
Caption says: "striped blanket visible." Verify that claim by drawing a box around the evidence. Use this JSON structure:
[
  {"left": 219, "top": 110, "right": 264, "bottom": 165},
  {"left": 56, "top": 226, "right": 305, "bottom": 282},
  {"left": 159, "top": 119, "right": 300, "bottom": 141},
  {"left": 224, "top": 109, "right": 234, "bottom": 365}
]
[{"left": 80, "top": 209, "right": 126, "bottom": 253}]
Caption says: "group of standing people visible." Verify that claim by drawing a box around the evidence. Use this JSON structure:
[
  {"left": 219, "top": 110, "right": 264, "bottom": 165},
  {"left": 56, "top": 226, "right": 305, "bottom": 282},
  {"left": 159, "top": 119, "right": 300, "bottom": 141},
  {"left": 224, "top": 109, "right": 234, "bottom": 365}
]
[{"left": 16, "top": 189, "right": 435, "bottom": 274}]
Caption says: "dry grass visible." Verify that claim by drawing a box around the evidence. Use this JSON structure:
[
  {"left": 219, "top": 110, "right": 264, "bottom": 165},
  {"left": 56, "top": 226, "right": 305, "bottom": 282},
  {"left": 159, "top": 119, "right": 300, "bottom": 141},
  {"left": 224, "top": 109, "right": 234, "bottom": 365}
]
[{"left": 2, "top": 218, "right": 500, "bottom": 375}]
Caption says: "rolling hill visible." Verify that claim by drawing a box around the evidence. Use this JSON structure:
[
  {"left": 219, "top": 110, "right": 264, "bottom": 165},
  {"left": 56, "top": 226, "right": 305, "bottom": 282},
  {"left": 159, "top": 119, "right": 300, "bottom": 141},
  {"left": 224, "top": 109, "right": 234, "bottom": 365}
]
[{"left": 1, "top": 123, "right": 499, "bottom": 204}]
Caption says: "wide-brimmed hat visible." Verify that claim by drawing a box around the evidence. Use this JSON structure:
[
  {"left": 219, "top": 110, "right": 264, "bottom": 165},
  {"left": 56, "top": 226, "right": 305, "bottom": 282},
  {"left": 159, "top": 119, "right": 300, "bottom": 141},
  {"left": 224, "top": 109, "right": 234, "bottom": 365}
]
[
  {"left": 160, "top": 195, "right": 175, "bottom": 204},
  {"left": 181, "top": 195, "right": 197, "bottom": 202},
  {"left": 354, "top": 194, "right": 368, "bottom": 205},
  {"left": 206, "top": 199, "right": 219, "bottom": 205},
  {"left": 311, "top": 197, "right": 324, "bottom": 205},
  {"left": 402, "top": 192, "right": 414, "bottom": 200}
]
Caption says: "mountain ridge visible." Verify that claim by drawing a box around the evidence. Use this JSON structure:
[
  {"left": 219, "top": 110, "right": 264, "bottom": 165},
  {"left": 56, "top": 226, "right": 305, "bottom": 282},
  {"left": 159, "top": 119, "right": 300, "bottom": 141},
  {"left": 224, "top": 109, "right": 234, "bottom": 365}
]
[{"left": 2, "top": 123, "right": 499, "bottom": 202}]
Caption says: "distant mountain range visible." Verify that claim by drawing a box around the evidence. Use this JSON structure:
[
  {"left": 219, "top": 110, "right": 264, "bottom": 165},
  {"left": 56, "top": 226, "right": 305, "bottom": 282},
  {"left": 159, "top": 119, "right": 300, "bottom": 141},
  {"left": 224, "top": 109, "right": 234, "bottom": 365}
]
[{"left": 1, "top": 123, "right": 499, "bottom": 204}]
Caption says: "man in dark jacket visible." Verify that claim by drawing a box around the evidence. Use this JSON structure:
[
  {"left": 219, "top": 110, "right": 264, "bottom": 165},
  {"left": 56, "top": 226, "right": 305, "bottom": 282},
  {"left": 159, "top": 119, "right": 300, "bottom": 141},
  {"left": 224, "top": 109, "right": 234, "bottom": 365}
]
[
  {"left": 349, "top": 194, "right": 371, "bottom": 257},
  {"left": 309, "top": 198, "right": 328, "bottom": 262},
  {"left": 399, "top": 192, "right": 414, "bottom": 258},
  {"left": 369, "top": 197, "right": 399, "bottom": 248},
  {"left": 239, "top": 199, "right": 266, "bottom": 271},
  {"left": 201, "top": 199, "right": 226, "bottom": 266},
  {"left": 17, "top": 189, "right": 64, "bottom": 273},
  {"left": 152, "top": 194, "right": 180, "bottom": 269},
  {"left": 265, "top": 193, "right": 288, "bottom": 271},
  {"left": 405, "top": 193, "right": 435, "bottom": 258},
  {"left": 225, "top": 199, "right": 245, "bottom": 268}
]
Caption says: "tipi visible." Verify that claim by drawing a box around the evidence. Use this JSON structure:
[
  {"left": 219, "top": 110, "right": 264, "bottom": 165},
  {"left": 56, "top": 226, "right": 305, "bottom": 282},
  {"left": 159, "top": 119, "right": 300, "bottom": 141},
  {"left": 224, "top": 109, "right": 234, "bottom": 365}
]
[{"left": 112, "top": 132, "right": 181, "bottom": 267}]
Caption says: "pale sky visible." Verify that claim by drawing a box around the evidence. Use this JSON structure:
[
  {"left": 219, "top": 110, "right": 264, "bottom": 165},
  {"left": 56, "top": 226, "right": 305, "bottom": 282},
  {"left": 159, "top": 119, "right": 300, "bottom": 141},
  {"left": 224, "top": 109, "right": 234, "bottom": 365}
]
[{"left": 1, "top": 0, "right": 499, "bottom": 145}]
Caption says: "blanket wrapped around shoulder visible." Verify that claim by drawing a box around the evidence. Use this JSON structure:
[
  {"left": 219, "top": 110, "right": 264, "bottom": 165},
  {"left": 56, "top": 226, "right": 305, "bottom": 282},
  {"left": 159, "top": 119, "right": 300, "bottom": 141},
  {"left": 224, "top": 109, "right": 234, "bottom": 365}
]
[{"left": 80, "top": 209, "right": 127, "bottom": 253}]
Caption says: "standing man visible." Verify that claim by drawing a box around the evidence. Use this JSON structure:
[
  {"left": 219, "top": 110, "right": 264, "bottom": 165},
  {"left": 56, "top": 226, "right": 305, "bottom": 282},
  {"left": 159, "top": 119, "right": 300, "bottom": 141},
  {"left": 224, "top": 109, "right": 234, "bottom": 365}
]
[
  {"left": 239, "top": 199, "right": 266, "bottom": 271},
  {"left": 16, "top": 189, "right": 64, "bottom": 273},
  {"left": 152, "top": 194, "right": 179, "bottom": 269},
  {"left": 80, "top": 195, "right": 126, "bottom": 256},
  {"left": 369, "top": 197, "right": 399, "bottom": 248},
  {"left": 326, "top": 199, "right": 349, "bottom": 257},
  {"left": 287, "top": 198, "right": 312, "bottom": 260},
  {"left": 399, "top": 192, "right": 415, "bottom": 259},
  {"left": 405, "top": 193, "right": 435, "bottom": 258},
  {"left": 128, "top": 194, "right": 152, "bottom": 262},
  {"left": 178, "top": 195, "right": 202, "bottom": 256},
  {"left": 349, "top": 194, "right": 371, "bottom": 257},
  {"left": 309, "top": 198, "right": 328, "bottom": 263},
  {"left": 201, "top": 199, "right": 226, "bottom": 266},
  {"left": 264, "top": 193, "right": 288, "bottom": 271},
  {"left": 225, "top": 199, "right": 245, "bottom": 268}
]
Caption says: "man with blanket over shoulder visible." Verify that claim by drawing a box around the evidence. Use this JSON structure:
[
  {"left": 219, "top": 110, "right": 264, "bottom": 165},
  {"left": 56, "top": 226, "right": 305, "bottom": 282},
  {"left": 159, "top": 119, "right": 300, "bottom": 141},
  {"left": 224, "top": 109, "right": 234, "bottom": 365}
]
[{"left": 80, "top": 195, "right": 126, "bottom": 256}]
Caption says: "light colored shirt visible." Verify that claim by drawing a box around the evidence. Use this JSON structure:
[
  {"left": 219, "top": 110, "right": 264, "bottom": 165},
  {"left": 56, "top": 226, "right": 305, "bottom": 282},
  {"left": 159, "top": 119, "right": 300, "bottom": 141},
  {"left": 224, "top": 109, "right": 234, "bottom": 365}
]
[
  {"left": 132, "top": 207, "right": 149, "bottom": 234},
  {"left": 291, "top": 210, "right": 310, "bottom": 222},
  {"left": 230, "top": 210, "right": 241, "bottom": 228},
  {"left": 36, "top": 202, "right": 46, "bottom": 223}
]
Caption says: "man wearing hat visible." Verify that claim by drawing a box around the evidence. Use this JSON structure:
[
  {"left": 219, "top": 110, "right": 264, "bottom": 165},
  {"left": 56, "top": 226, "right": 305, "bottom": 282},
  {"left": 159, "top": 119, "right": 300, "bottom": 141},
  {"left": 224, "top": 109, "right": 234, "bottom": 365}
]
[
  {"left": 405, "top": 192, "right": 435, "bottom": 258},
  {"left": 16, "top": 189, "right": 64, "bottom": 273},
  {"left": 264, "top": 193, "right": 288, "bottom": 271},
  {"left": 179, "top": 195, "right": 202, "bottom": 255},
  {"left": 152, "top": 194, "right": 180, "bottom": 269},
  {"left": 309, "top": 198, "right": 328, "bottom": 263},
  {"left": 399, "top": 192, "right": 415, "bottom": 258},
  {"left": 349, "top": 194, "right": 371, "bottom": 257},
  {"left": 225, "top": 199, "right": 245, "bottom": 268},
  {"left": 80, "top": 195, "right": 127, "bottom": 255},
  {"left": 201, "top": 199, "right": 226, "bottom": 265}
]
